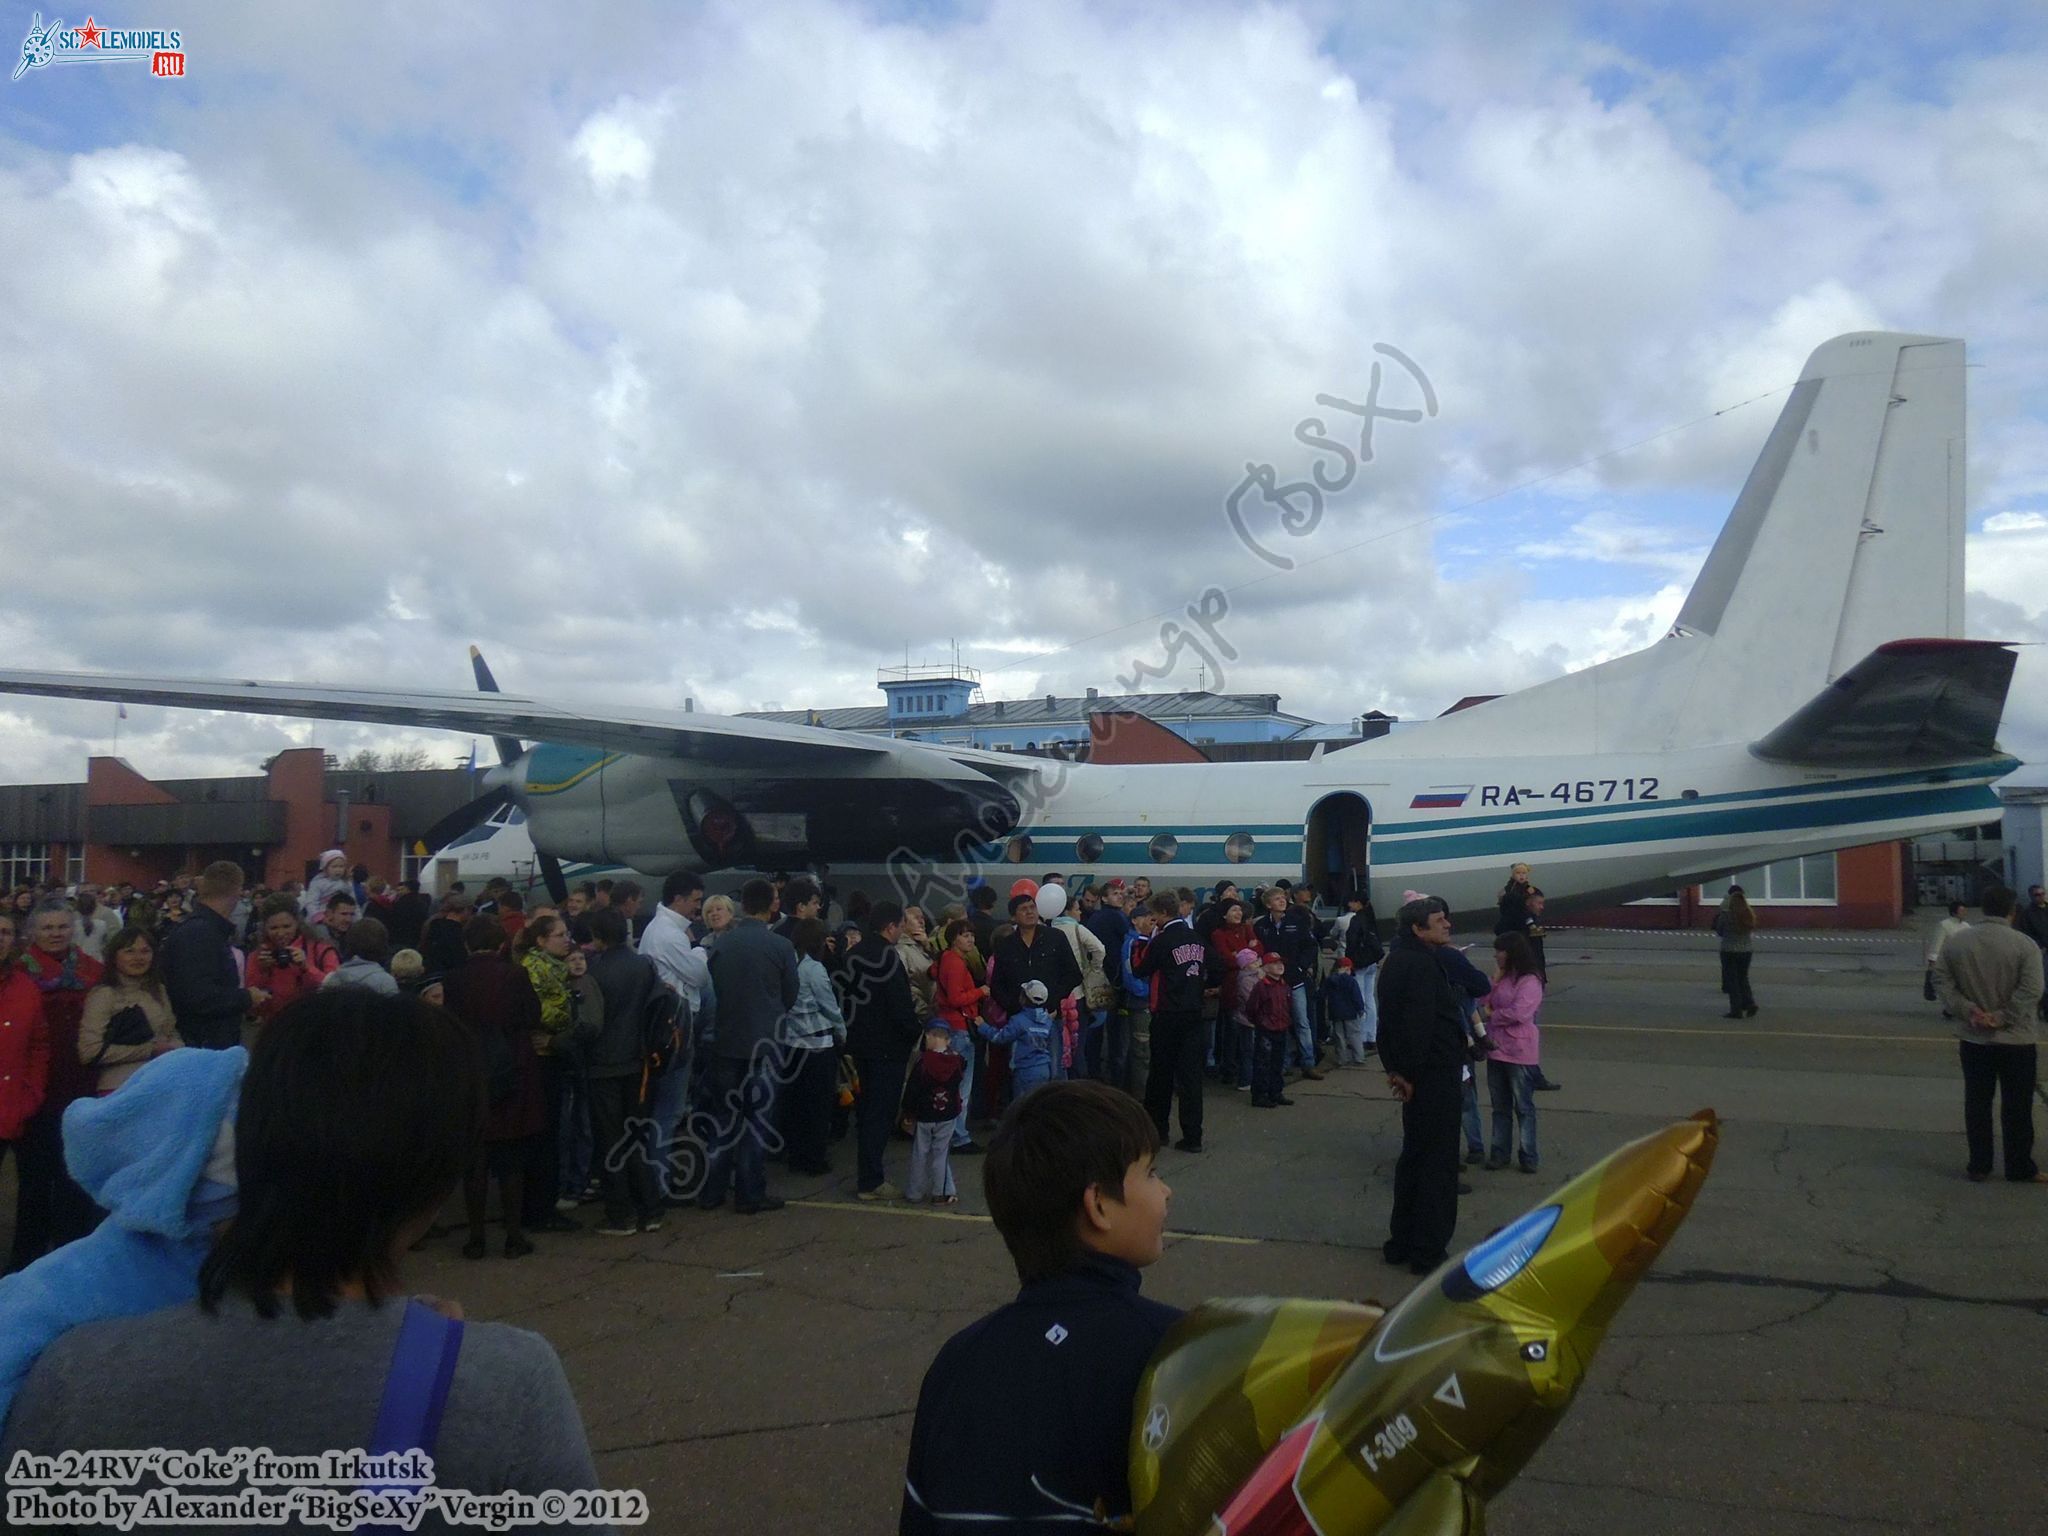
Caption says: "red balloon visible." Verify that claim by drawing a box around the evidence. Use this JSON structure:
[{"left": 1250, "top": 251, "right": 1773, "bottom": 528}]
[{"left": 1009, "top": 878, "right": 1039, "bottom": 900}]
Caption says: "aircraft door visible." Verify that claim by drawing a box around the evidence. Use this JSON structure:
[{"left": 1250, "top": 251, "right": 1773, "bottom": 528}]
[{"left": 1304, "top": 793, "right": 1371, "bottom": 904}]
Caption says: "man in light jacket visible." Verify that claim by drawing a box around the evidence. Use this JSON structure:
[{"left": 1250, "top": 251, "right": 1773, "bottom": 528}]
[
  {"left": 638, "top": 872, "right": 711, "bottom": 1201},
  {"left": 1932, "top": 885, "right": 2044, "bottom": 1184}
]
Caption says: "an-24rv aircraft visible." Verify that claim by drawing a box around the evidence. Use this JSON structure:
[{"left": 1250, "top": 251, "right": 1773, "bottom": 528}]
[{"left": 0, "top": 332, "right": 2017, "bottom": 916}]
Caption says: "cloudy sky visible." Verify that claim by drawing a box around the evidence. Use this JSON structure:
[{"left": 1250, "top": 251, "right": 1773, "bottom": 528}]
[{"left": 3, "top": 0, "right": 2047, "bottom": 782}]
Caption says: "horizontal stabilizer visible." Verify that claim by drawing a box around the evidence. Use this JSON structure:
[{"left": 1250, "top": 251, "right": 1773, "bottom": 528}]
[{"left": 1750, "top": 640, "right": 2015, "bottom": 767}]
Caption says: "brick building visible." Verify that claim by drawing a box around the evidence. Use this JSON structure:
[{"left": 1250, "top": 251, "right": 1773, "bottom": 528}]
[{"left": 0, "top": 749, "right": 474, "bottom": 891}]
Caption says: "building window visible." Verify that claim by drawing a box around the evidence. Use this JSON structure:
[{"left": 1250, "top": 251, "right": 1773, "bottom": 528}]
[
  {"left": 0, "top": 844, "right": 52, "bottom": 888},
  {"left": 1148, "top": 833, "right": 1179, "bottom": 864},
  {"left": 1076, "top": 834, "right": 1105, "bottom": 864},
  {"left": 1006, "top": 835, "right": 1033, "bottom": 865},
  {"left": 1699, "top": 853, "right": 1839, "bottom": 905},
  {"left": 1224, "top": 833, "right": 1256, "bottom": 864},
  {"left": 66, "top": 852, "right": 85, "bottom": 886}
]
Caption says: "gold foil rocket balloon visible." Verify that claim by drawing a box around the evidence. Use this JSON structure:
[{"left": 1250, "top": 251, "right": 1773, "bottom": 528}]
[{"left": 1131, "top": 1112, "right": 1720, "bottom": 1536}]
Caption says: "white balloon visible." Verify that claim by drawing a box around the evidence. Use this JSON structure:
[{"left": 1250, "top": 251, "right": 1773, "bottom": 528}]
[{"left": 1036, "top": 882, "right": 1067, "bottom": 920}]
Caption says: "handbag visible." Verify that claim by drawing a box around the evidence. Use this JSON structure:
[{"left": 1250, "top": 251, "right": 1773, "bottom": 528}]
[
  {"left": 1922, "top": 967, "right": 1937, "bottom": 1003},
  {"left": 89, "top": 1002, "right": 157, "bottom": 1066}
]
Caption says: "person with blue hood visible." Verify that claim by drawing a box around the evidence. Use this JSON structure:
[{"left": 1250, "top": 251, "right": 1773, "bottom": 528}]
[{"left": 0, "top": 1041, "right": 245, "bottom": 1419}]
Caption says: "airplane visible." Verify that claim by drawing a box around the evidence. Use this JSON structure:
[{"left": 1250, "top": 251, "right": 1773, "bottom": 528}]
[{"left": 0, "top": 331, "right": 2016, "bottom": 919}]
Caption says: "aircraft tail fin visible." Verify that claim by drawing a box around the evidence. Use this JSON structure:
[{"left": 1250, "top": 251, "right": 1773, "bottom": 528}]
[
  {"left": 1665, "top": 331, "right": 1968, "bottom": 744},
  {"left": 1354, "top": 332, "right": 1977, "bottom": 760}
]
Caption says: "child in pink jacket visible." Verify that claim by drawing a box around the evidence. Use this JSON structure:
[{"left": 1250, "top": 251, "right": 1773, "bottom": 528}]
[{"left": 1483, "top": 932, "right": 1545, "bottom": 1172}]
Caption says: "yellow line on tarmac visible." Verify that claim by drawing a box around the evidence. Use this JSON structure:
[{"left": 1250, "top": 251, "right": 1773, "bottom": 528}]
[
  {"left": 1544, "top": 1023, "right": 1952, "bottom": 1044},
  {"left": 790, "top": 1199, "right": 1261, "bottom": 1246}
]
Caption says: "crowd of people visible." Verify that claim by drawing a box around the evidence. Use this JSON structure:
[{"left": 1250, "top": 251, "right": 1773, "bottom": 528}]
[{"left": 0, "top": 856, "right": 1570, "bottom": 1265}]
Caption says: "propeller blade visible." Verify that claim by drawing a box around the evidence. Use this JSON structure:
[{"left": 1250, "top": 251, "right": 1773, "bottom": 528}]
[
  {"left": 467, "top": 644, "right": 527, "bottom": 767},
  {"left": 538, "top": 851, "right": 570, "bottom": 905},
  {"left": 416, "top": 785, "right": 514, "bottom": 857}
]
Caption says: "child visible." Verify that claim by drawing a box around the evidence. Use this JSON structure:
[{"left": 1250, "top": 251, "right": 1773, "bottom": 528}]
[
  {"left": 977, "top": 979, "right": 1059, "bottom": 1099},
  {"left": 1244, "top": 953, "right": 1295, "bottom": 1107},
  {"left": 901, "top": 1081, "right": 1178, "bottom": 1531},
  {"left": 903, "top": 1025, "right": 965, "bottom": 1205},
  {"left": 1322, "top": 957, "right": 1368, "bottom": 1065},
  {"left": 1484, "top": 932, "right": 1544, "bottom": 1172}
]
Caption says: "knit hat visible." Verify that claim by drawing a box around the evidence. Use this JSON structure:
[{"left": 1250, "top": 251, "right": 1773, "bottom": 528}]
[
  {"left": 320, "top": 849, "right": 346, "bottom": 870},
  {"left": 1022, "top": 979, "right": 1049, "bottom": 1006},
  {"left": 1235, "top": 947, "right": 1260, "bottom": 970}
]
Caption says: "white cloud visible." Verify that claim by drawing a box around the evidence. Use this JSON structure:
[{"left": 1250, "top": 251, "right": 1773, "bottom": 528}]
[{"left": 1, "top": 3, "right": 2046, "bottom": 785}]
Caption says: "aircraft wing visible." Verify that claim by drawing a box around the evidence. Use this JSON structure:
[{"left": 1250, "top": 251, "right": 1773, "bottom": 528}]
[
  {"left": 1750, "top": 639, "right": 2016, "bottom": 767},
  {"left": 0, "top": 668, "right": 893, "bottom": 769}
]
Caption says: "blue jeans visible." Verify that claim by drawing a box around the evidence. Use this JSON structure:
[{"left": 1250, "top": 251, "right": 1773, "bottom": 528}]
[
  {"left": 948, "top": 1029, "right": 977, "bottom": 1148},
  {"left": 1487, "top": 1060, "right": 1539, "bottom": 1168},
  {"left": 1287, "top": 984, "right": 1314, "bottom": 1070},
  {"left": 646, "top": 1061, "right": 691, "bottom": 1198},
  {"left": 1357, "top": 962, "right": 1379, "bottom": 1046},
  {"left": 1461, "top": 1072, "right": 1483, "bottom": 1157}
]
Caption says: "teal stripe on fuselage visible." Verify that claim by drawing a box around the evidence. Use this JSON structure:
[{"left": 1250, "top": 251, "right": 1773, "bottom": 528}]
[
  {"left": 1373, "top": 758, "right": 2015, "bottom": 838},
  {"left": 1374, "top": 781, "right": 1997, "bottom": 867}
]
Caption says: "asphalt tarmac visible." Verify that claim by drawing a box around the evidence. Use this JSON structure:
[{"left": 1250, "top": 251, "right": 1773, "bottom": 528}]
[{"left": 15, "top": 926, "right": 2048, "bottom": 1532}]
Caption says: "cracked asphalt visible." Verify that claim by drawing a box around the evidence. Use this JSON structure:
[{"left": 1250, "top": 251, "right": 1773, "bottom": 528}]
[{"left": 20, "top": 925, "right": 2045, "bottom": 1532}]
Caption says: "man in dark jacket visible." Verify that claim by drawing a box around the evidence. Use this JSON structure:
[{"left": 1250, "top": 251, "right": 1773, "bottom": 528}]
[
  {"left": 700, "top": 878, "right": 801, "bottom": 1214},
  {"left": 844, "top": 900, "right": 922, "bottom": 1200},
  {"left": 1376, "top": 896, "right": 1468, "bottom": 1274},
  {"left": 160, "top": 861, "right": 264, "bottom": 1050},
  {"left": 1133, "top": 893, "right": 1212, "bottom": 1151},
  {"left": 990, "top": 893, "right": 1085, "bottom": 1016},
  {"left": 384, "top": 879, "right": 432, "bottom": 952},
  {"left": 585, "top": 908, "right": 670, "bottom": 1234},
  {"left": 1254, "top": 886, "right": 1323, "bottom": 1080}
]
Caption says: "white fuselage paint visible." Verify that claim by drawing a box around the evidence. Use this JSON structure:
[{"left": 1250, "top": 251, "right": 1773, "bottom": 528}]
[{"left": 499, "top": 739, "right": 2007, "bottom": 918}]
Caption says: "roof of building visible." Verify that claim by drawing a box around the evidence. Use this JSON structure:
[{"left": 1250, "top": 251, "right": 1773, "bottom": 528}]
[{"left": 741, "top": 690, "right": 1312, "bottom": 732}]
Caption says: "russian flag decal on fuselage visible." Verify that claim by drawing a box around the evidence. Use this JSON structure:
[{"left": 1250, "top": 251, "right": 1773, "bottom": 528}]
[{"left": 1409, "top": 785, "right": 1473, "bottom": 810}]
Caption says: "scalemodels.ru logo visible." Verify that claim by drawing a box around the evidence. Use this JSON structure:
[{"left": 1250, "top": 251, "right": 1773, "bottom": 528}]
[{"left": 13, "top": 13, "right": 185, "bottom": 81}]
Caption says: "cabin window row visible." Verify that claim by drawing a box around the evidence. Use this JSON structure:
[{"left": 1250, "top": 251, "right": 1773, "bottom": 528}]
[{"left": 1002, "top": 832, "right": 1260, "bottom": 866}]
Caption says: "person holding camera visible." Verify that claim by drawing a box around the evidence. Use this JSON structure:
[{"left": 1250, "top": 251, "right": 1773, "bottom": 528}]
[
  {"left": 243, "top": 895, "right": 339, "bottom": 1026},
  {"left": 77, "top": 927, "right": 182, "bottom": 1096}
]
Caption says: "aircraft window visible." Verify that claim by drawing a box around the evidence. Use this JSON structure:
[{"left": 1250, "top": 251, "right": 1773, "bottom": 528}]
[
  {"left": 1148, "top": 833, "right": 1179, "bottom": 864},
  {"left": 1076, "top": 834, "right": 1104, "bottom": 864},
  {"left": 1006, "top": 835, "right": 1033, "bottom": 864},
  {"left": 1224, "top": 833, "right": 1256, "bottom": 864}
]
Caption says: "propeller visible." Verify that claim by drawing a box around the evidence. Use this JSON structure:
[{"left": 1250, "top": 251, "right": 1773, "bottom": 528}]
[
  {"left": 469, "top": 646, "right": 569, "bottom": 904},
  {"left": 409, "top": 648, "right": 568, "bottom": 905}
]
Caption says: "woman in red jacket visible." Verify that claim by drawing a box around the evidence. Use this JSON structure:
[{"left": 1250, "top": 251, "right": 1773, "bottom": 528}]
[
  {"left": 1204, "top": 899, "right": 1260, "bottom": 1090},
  {"left": 0, "top": 910, "right": 53, "bottom": 1273},
  {"left": 243, "top": 897, "right": 339, "bottom": 1026},
  {"left": 932, "top": 920, "right": 989, "bottom": 1152}
]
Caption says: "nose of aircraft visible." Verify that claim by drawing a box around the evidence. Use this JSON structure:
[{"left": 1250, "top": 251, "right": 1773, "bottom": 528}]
[{"left": 1463, "top": 1110, "right": 1719, "bottom": 1388}]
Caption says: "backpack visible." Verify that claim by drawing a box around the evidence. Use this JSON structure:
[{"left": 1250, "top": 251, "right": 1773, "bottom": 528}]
[
  {"left": 1120, "top": 933, "right": 1151, "bottom": 1002},
  {"left": 643, "top": 987, "right": 686, "bottom": 1079}
]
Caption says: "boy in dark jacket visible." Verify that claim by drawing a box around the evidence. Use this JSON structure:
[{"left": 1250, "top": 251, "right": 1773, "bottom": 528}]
[
  {"left": 1245, "top": 954, "right": 1295, "bottom": 1108},
  {"left": 903, "top": 1026, "right": 965, "bottom": 1205},
  {"left": 902, "top": 1082, "right": 1178, "bottom": 1533}
]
